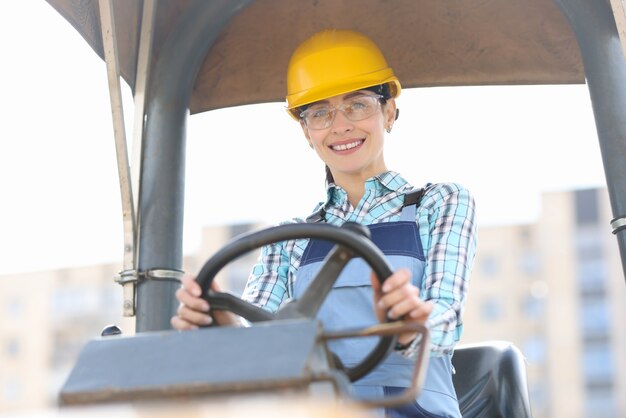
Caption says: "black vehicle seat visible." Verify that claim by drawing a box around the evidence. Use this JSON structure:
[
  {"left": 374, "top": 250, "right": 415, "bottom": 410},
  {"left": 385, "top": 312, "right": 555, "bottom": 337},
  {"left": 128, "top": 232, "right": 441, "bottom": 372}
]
[{"left": 451, "top": 341, "right": 533, "bottom": 418}]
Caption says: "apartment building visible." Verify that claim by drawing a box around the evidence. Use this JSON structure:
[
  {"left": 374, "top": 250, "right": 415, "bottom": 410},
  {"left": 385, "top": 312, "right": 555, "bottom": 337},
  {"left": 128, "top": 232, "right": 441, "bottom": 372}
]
[
  {"left": 0, "top": 224, "right": 258, "bottom": 413},
  {"left": 0, "top": 264, "right": 133, "bottom": 411},
  {"left": 463, "top": 188, "right": 625, "bottom": 418}
]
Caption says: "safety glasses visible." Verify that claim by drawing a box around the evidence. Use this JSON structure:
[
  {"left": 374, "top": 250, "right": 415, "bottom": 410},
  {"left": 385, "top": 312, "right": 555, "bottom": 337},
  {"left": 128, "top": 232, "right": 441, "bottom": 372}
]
[{"left": 300, "top": 94, "right": 383, "bottom": 130}]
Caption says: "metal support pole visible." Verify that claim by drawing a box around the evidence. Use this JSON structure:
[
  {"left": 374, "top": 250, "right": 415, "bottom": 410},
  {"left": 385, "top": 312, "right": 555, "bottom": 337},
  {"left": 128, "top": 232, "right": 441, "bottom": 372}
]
[
  {"left": 555, "top": 0, "right": 626, "bottom": 281},
  {"left": 136, "top": 0, "right": 253, "bottom": 332}
]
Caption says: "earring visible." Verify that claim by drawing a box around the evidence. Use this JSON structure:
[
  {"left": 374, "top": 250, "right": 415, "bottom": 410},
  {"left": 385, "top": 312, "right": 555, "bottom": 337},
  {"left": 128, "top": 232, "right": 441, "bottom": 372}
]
[{"left": 386, "top": 126, "right": 392, "bottom": 133}]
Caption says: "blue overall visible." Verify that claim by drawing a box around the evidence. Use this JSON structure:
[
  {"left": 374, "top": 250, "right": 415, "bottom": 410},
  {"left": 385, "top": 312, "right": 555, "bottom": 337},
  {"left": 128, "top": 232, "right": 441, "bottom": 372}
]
[{"left": 295, "top": 198, "right": 461, "bottom": 418}]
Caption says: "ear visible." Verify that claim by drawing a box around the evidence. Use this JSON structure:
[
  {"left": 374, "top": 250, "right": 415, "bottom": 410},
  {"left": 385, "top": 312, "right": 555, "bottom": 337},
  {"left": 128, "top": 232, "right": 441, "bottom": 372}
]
[{"left": 384, "top": 99, "right": 397, "bottom": 127}]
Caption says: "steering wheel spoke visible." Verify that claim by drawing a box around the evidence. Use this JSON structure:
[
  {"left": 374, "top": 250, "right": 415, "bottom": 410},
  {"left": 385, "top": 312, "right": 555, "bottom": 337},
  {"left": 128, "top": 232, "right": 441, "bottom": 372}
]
[
  {"left": 206, "top": 290, "right": 274, "bottom": 323},
  {"left": 275, "top": 244, "right": 354, "bottom": 320}
]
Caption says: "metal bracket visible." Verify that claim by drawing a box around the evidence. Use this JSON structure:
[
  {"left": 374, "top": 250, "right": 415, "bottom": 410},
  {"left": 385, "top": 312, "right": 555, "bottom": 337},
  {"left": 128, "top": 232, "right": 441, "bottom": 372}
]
[
  {"left": 143, "top": 268, "right": 185, "bottom": 282},
  {"left": 114, "top": 269, "right": 137, "bottom": 315},
  {"left": 115, "top": 269, "right": 183, "bottom": 316},
  {"left": 611, "top": 215, "right": 626, "bottom": 234},
  {"left": 115, "top": 269, "right": 185, "bottom": 284}
]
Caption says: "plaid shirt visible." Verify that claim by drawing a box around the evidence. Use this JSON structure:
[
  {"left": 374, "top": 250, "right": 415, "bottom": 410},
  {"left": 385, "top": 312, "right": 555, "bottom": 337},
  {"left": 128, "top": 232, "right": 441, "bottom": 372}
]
[{"left": 242, "top": 171, "right": 477, "bottom": 356}]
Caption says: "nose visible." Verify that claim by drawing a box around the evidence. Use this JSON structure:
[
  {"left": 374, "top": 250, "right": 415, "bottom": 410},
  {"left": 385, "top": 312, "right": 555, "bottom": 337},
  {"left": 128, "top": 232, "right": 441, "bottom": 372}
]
[{"left": 330, "top": 108, "right": 354, "bottom": 134}]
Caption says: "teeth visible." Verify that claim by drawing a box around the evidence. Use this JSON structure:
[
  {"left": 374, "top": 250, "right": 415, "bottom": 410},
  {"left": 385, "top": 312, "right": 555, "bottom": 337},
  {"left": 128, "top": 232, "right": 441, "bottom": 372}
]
[{"left": 331, "top": 140, "right": 363, "bottom": 151}]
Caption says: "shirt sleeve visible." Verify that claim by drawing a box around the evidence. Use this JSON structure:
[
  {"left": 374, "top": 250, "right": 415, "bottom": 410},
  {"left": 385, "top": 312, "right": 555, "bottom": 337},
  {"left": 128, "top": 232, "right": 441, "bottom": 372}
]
[
  {"left": 416, "top": 183, "right": 477, "bottom": 357},
  {"left": 241, "top": 241, "right": 291, "bottom": 313}
]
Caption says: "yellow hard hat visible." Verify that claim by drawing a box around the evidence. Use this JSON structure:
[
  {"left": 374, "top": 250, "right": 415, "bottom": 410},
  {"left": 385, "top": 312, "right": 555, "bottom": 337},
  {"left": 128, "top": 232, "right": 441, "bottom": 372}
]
[{"left": 286, "top": 29, "right": 401, "bottom": 120}]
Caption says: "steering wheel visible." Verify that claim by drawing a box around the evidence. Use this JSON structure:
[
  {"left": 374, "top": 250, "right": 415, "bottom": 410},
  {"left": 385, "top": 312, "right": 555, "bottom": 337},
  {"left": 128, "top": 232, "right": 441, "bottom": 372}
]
[{"left": 196, "top": 222, "right": 398, "bottom": 382}]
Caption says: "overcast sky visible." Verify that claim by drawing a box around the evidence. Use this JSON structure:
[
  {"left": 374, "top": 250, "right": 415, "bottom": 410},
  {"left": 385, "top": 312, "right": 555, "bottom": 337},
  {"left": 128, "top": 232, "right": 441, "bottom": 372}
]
[{"left": 0, "top": 1, "right": 606, "bottom": 275}]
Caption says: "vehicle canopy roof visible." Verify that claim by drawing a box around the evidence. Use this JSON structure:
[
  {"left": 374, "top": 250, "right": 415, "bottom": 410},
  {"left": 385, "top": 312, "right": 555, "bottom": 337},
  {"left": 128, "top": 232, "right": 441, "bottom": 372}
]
[{"left": 46, "top": 0, "right": 585, "bottom": 113}]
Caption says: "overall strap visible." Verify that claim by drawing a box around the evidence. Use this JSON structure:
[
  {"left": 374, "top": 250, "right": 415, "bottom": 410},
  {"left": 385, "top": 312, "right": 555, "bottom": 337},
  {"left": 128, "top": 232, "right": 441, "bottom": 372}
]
[
  {"left": 400, "top": 183, "right": 434, "bottom": 221},
  {"left": 402, "top": 187, "right": 426, "bottom": 207}
]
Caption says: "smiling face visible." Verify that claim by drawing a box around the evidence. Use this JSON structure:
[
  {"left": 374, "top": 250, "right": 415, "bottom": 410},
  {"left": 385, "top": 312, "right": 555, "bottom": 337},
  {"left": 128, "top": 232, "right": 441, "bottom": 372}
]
[{"left": 300, "top": 90, "right": 397, "bottom": 187}]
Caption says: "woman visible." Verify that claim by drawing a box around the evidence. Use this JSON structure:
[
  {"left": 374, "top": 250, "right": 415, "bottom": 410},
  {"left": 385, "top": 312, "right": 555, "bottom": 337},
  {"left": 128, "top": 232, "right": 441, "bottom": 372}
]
[{"left": 172, "top": 29, "right": 476, "bottom": 418}]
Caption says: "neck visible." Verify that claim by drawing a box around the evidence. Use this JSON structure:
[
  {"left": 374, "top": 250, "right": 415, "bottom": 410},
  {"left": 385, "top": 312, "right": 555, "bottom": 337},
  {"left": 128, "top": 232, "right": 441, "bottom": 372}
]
[{"left": 344, "top": 182, "right": 365, "bottom": 208}]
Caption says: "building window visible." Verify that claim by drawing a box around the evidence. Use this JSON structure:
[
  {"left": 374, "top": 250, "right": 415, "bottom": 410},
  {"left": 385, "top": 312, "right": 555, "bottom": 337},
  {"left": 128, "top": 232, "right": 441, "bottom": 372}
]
[
  {"left": 585, "top": 382, "right": 616, "bottom": 418},
  {"left": 5, "top": 339, "right": 20, "bottom": 357},
  {"left": 5, "top": 298, "right": 23, "bottom": 318},
  {"left": 577, "top": 243, "right": 604, "bottom": 261},
  {"left": 480, "top": 255, "right": 499, "bottom": 278},
  {"left": 519, "top": 252, "right": 541, "bottom": 275},
  {"left": 480, "top": 298, "right": 503, "bottom": 321},
  {"left": 582, "top": 342, "right": 614, "bottom": 384},
  {"left": 521, "top": 295, "right": 545, "bottom": 320},
  {"left": 575, "top": 189, "right": 599, "bottom": 225},
  {"left": 51, "top": 287, "right": 100, "bottom": 316},
  {"left": 578, "top": 259, "right": 607, "bottom": 296},
  {"left": 523, "top": 335, "right": 546, "bottom": 364},
  {"left": 580, "top": 299, "right": 610, "bottom": 338}
]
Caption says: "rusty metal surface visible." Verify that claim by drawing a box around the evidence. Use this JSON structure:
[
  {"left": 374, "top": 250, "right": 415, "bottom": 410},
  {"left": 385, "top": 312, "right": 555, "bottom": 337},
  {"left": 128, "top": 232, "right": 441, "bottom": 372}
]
[{"left": 45, "top": 0, "right": 584, "bottom": 114}]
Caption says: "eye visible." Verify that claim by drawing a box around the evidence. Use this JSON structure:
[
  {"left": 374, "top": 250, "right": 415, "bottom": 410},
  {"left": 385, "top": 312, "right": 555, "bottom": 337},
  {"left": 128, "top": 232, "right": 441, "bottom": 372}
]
[
  {"left": 347, "top": 97, "right": 371, "bottom": 111},
  {"left": 308, "top": 107, "right": 331, "bottom": 119}
]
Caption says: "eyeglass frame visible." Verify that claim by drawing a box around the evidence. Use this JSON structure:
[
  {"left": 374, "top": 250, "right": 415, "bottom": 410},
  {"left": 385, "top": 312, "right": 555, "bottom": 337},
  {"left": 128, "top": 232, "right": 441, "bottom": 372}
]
[{"left": 298, "top": 93, "right": 386, "bottom": 130}]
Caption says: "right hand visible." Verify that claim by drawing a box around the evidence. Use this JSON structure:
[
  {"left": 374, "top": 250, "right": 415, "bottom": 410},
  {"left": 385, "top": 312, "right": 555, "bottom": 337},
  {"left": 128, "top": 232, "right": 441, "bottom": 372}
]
[{"left": 170, "top": 273, "right": 240, "bottom": 330}]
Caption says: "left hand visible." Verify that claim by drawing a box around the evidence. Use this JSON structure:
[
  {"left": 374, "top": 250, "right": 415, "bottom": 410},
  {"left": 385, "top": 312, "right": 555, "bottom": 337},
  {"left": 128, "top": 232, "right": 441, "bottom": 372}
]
[{"left": 371, "top": 268, "right": 433, "bottom": 346}]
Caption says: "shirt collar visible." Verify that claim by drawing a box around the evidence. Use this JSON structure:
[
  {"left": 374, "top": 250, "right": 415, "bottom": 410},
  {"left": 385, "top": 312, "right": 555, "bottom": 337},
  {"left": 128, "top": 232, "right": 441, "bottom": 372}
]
[{"left": 324, "top": 171, "right": 411, "bottom": 207}]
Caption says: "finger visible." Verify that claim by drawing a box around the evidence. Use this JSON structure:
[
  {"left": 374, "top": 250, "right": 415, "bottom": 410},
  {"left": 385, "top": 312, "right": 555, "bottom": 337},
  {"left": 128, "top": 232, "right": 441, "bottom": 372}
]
[
  {"left": 391, "top": 298, "right": 433, "bottom": 322},
  {"left": 212, "top": 309, "right": 242, "bottom": 327},
  {"left": 382, "top": 290, "right": 420, "bottom": 319},
  {"left": 381, "top": 268, "right": 412, "bottom": 293},
  {"left": 181, "top": 274, "right": 202, "bottom": 297},
  {"left": 210, "top": 280, "right": 223, "bottom": 292},
  {"left": 377, "top": 283, "right": 419, "bottom": 312},
  {"left": 386, "top": 295, "right": 425, "bottom": 320},
  {"left": 408, "top": 300, "right": 434, "bottom": 321},
  {"left": 175, "top": 287, "right": 210, "bottom": 312},
  {"left": 177, "top": 304, "right": 213, "bottom": 326},
  {"left": 170, "top": 315, "right": 198, "bottom": 331}
]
